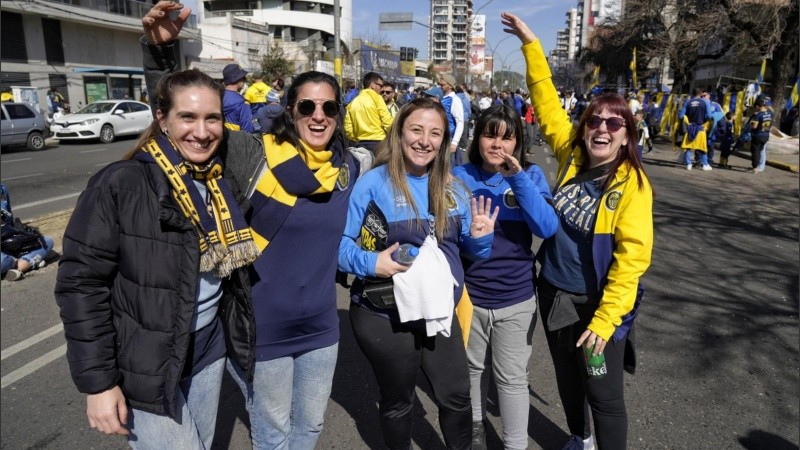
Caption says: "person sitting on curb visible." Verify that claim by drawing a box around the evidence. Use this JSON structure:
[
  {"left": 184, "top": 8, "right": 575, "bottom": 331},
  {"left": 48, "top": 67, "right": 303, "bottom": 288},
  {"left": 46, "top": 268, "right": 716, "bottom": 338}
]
[{"left": 1, "top": 184, "right": 54, "bottom": 281}]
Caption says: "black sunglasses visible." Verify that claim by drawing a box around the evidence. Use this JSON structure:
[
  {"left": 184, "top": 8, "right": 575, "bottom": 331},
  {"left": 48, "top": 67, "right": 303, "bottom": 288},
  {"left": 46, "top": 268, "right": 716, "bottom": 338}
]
[
  {"left": 586, "top": 115, "right": 626, "bottom": 132},
  {"left": 296, "top": 99, "right": 339, "bottom": 118},
  {"left": 381, "top": 90, "right": 394, "bottom": 95}
]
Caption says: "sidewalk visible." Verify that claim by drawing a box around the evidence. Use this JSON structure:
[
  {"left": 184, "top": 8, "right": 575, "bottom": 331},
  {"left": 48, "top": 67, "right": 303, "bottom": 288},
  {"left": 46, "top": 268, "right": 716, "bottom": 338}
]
[{"left": 654, "top": 137, "right": 798, "bottom": 173}]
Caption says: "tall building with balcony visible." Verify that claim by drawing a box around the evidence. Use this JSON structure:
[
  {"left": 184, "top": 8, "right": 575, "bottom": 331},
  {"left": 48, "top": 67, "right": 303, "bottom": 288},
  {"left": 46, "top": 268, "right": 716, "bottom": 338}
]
[
  {"left": 195, "top": 0, "right": 353, "bottom": 76},
  {"left": 1, "top": 0, "right": 198, "bottom": 112},
  {"left": 428, "top": 0, "right": 472, "bottom": 78}
]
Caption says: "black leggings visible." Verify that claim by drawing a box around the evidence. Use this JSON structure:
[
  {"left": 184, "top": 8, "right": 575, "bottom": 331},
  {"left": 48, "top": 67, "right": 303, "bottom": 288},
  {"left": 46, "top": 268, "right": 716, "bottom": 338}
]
[
  {"left": 349, "top": 304, "right": 472, "bottom": 450},
  {"left": 537, "top": 278, "right": 628, "bottom": 449}
]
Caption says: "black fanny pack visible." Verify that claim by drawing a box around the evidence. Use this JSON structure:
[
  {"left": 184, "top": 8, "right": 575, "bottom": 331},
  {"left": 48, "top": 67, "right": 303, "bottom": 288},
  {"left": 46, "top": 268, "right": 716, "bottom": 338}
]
[{"left": 358, "top": 277, "right": 396, "bottom": 310}]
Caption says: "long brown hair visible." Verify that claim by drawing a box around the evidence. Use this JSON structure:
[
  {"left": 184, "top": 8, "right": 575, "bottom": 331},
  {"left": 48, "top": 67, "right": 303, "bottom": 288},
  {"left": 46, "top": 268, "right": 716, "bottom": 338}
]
[
  {"left": 571, "top": 93, "right": 648, "bottom": 190},
  {"left": 124, "top": 69, "right": 224, "bottom": 160},
  {"left": 373, "top": 97, "right": 459, "bottom": 241}
]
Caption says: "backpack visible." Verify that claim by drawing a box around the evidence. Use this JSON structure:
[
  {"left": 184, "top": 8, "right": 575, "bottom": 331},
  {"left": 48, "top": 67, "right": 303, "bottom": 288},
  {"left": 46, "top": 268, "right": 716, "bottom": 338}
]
[{"left": 1, "top": 213, "right": 46, "bottom": 258}]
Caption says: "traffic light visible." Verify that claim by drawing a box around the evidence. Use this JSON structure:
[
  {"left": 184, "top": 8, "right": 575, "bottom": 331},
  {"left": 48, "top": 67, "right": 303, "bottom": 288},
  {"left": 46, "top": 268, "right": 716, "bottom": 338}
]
[
  {"left": 413, "top": 48, "right": 418, "bottom": 59},
  {"left": 399, "top": 47, "right": 409, "bottom": 61}
]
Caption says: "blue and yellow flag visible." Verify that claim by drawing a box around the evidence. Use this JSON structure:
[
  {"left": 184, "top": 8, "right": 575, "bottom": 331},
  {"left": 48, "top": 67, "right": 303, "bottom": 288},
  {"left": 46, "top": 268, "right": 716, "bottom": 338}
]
[
  {"left": 786, "top": 76, "right": 799, "bottom": 111},
  {"left": 630, "top": 47, "right": 637, "bottom": 89},
  {"left": 590, "top": 65, "right": 600, "bottom": 91},
  {"left": 754, "top": 58, "right": 767, "bottom": 97}
]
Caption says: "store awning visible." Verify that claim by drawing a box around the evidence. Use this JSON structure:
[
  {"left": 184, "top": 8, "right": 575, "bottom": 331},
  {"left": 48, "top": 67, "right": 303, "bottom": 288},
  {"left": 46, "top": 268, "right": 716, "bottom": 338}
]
[{"left": 73, "top": 67, "right": 144, "bottom": 75}]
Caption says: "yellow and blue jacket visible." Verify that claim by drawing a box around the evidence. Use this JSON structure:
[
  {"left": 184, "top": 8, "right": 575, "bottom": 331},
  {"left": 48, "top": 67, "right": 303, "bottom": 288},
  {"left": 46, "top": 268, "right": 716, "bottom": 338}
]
[{"left": 522, "top": 39, "right": 653, "bottom": 342}]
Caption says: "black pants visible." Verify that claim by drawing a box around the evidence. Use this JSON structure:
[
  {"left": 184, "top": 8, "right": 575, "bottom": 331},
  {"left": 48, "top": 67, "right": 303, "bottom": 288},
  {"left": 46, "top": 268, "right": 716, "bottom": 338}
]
[
  {"left": 349, "top": 304, "right": 472, "bottom": 450},
  {"left": 537, "top": 278, "right": 628, "bottom": 449}
]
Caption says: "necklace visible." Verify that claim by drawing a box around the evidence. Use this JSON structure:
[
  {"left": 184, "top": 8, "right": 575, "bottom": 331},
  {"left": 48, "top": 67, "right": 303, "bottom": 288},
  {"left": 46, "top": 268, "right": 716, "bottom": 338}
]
[{"left": 478, "top": 168, "right": 504, "bottom": 187}]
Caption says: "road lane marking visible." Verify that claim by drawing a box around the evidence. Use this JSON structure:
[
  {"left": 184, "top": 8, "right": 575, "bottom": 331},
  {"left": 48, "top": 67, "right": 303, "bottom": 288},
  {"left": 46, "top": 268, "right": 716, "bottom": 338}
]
[
  {"left": 14, "top": 193, "right": 81, "bottom": 210},
  {"left": 3, "top": 173, "right": 44, "bottom": 181},
  {"left": 80, "top": 148, "right": 107, "bottom": 154},
  {"left": 1, "top": 324, "right": 64, "bottom": 361},
  {"left": 1, "top": 158, "right": 32, "bottom": 163},
  {"left": 1, "top": 344, "right": 66, "bottom": 389}
]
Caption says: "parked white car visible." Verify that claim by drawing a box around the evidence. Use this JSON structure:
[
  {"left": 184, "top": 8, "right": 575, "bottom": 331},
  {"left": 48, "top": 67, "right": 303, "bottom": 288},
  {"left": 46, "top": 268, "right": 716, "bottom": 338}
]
[{"left": 51, "top": 100, "right": 152, "bottom": 143}]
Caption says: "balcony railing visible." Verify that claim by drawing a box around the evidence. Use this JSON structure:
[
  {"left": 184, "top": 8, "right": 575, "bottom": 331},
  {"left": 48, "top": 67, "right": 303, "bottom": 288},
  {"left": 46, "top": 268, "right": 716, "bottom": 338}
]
[{"left": 41, "top": 0, "right": 198, "bottom": 28}]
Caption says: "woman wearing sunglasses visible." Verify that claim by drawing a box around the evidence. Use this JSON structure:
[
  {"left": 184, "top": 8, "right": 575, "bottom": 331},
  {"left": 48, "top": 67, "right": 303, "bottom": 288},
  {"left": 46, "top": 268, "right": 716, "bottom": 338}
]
[
  {"left": 502, "top": 12, "right": 653, "bottom": 450},
  {"left": 140, "top": 3, "right": 364, "bottom": 449}
]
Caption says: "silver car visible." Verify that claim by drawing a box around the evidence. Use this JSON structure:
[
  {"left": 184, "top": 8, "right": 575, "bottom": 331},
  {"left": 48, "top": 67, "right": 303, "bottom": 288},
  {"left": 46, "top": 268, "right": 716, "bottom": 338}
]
[{"left": 0, "top": 102, "right": 49, "bottom": 151}]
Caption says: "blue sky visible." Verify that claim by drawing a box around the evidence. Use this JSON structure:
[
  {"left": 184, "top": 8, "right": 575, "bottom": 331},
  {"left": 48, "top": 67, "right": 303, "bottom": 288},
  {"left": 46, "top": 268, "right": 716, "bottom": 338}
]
[{"left": 351, "top": 0, "right": 576, "bottom": 74}]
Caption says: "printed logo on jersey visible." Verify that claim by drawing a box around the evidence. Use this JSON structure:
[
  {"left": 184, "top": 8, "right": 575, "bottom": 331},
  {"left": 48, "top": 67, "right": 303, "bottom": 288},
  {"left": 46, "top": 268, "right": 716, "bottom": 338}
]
[
  {"left": 394, "top": 194, "right": 408, "bottom": 209},
  {"left": 502, "top": 188, "right": 519, "bottom": 209},
  {"left": 605, "top": 191, "right": 621, "bottom": 211},
  {"left": 336, "top": 163, "right": 350, "bottom": 190},
  {"left": 445, "top": 190, "right": 457, "bottom": 211},
  {"left": 552, "top": 183, "right": 600, "bottom": 236},
  {"left": 360, "top": 201, "right": 389, "bottom": 252}
]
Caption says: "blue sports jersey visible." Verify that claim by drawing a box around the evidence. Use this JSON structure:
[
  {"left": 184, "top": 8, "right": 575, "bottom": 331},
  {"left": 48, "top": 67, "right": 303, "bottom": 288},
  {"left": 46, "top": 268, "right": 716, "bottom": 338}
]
[
  {"left": 338, "top": 165, "right": 492, "bottom": 306},
  {"left": 453, "top": 163, "right": 558, "bottom": 308}
]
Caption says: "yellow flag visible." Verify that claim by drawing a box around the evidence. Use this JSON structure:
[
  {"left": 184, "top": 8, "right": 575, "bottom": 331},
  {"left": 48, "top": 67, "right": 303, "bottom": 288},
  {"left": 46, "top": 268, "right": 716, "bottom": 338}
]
[{"left": 630, "top": 47, "right": 637, "bottom": 89}]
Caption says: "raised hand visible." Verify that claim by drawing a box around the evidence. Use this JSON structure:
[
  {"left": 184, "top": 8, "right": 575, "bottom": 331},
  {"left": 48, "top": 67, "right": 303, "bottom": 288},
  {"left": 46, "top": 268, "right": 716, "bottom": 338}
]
[
  {"left": 143, "top": 1, "right": 192, "bottom": 45},
  {"left": 470, "top": 195, "right": 500, "bottom": 239},
  {"left": 500, "top": 12, "right": 537, "bottom": 45},
  {"left": 496, "top": 152, "right": 523, "bottom": 177}
]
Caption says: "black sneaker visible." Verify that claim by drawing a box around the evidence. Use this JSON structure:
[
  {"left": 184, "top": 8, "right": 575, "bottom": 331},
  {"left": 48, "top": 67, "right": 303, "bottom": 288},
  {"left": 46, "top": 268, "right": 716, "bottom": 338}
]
[{"left": 472, "top": 421, "right": 487, "bottom": 450}]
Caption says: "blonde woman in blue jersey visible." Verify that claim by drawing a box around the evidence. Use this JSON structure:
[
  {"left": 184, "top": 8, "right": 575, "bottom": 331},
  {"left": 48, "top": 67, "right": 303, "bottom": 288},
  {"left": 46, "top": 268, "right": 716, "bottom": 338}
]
[
  {"left": 338, "top": 97, "right": 498, "bottom": 450},
  {"left": 503, "top": 12, "right": 653, "bottom": 450},
  {"left": 452, "top": 104, "right": 558, "bottom": 450}
]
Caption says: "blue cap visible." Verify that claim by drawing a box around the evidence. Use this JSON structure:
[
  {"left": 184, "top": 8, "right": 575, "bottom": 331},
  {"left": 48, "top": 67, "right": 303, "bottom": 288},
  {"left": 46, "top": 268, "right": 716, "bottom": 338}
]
[
  {"left": 423, "top": 86, "right": 443, "bottom": 100},
  {"left": 408, "top": 247, "right": 419, "bottom": 257}
]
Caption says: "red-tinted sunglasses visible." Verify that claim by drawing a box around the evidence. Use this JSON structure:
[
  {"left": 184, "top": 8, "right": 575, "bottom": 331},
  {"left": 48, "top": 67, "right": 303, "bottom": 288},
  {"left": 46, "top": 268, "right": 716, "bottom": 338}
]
[{"left": 586, "top": 115, "right": 626, "bottom": 132}]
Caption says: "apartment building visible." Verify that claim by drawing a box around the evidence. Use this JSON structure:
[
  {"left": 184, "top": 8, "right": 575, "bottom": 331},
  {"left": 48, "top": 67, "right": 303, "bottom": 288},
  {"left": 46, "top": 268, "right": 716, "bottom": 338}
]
[
  {"left": 194, "top": 0, "right": 353, "bottom": 76},
  {"left": 428, "top": 0, "right": 472, "bottom": 79}
]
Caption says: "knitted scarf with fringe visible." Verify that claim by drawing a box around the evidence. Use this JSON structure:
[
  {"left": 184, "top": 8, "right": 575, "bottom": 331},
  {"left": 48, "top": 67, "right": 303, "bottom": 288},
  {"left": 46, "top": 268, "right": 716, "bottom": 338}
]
[
  {"left": 135, "top": 135, "right": 259, "bottom": 277},
  {"left": 248, "top": 134, "right": 346, "bottom": 251}
]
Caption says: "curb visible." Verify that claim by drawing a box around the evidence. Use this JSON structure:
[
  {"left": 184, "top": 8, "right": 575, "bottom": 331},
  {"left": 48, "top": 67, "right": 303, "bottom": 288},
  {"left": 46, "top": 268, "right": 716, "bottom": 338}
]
[
  {"left": 732, "top": 150, "right": 799, "bottom": 173},
  {"left": 28, "top": 209, "right": 74, "bottom": 228}
]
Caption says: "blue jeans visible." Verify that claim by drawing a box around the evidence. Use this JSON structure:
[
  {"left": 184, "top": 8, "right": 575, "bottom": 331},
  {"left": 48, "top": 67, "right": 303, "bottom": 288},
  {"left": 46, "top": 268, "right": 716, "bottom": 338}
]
[
  {"left": 127, "top": 356, "right": 226, "bottom": 450},
  {"left": 1, "top": 236, "right": 54, "bottom": 276},
  {"left": 228, "top": 343, "right": 338, "bottom": 450},
  {"left": 683, "top": 149, "right": 708, "bottom": 166}
]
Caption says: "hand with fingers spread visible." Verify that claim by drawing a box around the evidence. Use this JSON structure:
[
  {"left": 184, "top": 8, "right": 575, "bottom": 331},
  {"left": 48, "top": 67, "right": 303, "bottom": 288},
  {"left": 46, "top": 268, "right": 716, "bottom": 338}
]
[
  {"left": 143, "top": 1, "right": 192, "bottom": 45},
  {"left": 374, "top": 242, "right": 412, "bottom": 278},
  {"left": 470, "top": 195, "right": 500, "bottom": 239},
  {"left": 500, "top": 12, "right": 537, "bottom": 45},
  {"left": 86, "top": 386, "right": 129, "bottom": 436}
]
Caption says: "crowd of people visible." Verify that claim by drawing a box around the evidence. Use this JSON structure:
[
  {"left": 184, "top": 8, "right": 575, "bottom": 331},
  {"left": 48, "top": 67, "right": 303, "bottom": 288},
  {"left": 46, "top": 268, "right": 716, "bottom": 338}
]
[{"left": 48, "top": 2, "right": 659, "bottom": 450}]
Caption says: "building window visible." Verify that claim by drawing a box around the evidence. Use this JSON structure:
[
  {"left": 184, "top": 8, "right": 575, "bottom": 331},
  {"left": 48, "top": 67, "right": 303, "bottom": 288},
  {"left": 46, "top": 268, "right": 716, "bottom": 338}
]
[
  {"left": 42, "top": 18, "right": 65, "bottom": 65},
  {"left": 0, "top": 72, "right": 31, "bottom": 92},
  {"left": 1, "top": 12, "right": 28, "bottom": 63}
]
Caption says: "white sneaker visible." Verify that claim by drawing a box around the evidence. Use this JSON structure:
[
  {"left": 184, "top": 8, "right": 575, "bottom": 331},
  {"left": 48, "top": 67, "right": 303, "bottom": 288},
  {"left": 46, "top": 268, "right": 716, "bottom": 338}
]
[
  {"left": 702, "top": 165, "right": 713, "bottom": 171},
  {"left": 4, "top": 269, "right": 24, "bottom": 281},
  {"left": 686, "top": 164, "right": 692, "bottom": 170}
]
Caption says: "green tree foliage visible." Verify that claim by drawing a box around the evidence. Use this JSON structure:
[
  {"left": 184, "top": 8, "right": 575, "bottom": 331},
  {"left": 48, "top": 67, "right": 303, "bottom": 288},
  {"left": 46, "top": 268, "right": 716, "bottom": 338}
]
[{"left": 260, "top": 44, "right": 295, "bottom": 81}]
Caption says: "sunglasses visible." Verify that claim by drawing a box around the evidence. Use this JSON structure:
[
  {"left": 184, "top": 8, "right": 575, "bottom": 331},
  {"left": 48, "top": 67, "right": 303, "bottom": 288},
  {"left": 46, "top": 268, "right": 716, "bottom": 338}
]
[
  {"left": 381, "top": 90, "right": 394, "bottom": 95},
  {"left": 586, "top": 115, "right": 626, "bottom": 132},
  {"left": 296, "top": 99, "right": 339, "bottom": 118}
]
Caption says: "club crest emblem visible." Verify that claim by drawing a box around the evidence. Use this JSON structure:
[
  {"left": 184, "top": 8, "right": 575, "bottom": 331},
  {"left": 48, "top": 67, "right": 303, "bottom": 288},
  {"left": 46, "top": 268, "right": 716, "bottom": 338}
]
[
  {"left": 605, "top": 191, "right": 621, "bottom": 210},
  {"left": 503, "top": 188, "right": 518, "bottom": 209},
  {"left": 337, "top": 163, "right": 350, "bottom": 190}
]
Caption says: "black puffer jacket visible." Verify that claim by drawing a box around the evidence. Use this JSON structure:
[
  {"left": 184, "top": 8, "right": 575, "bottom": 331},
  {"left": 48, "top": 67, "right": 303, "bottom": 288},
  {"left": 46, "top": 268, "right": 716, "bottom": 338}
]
[{"left": 55, "top": 157, "right": 256, "bottom": 419}]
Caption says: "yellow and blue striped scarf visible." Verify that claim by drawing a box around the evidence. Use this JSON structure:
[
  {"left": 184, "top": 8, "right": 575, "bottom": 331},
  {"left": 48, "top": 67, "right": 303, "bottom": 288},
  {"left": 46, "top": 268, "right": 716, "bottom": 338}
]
[
  {"left": 136, "top": 135, "right": 259, "bottom": 277},
  {"left": 249, "top": 134, "right": 345, "bottom": 251}
]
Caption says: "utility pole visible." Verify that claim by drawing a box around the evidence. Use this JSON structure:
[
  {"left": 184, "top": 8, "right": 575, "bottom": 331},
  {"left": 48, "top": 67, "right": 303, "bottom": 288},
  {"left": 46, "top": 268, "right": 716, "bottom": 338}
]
[{"left": 334, "top": 0, "right": 342, "bottom": 90}]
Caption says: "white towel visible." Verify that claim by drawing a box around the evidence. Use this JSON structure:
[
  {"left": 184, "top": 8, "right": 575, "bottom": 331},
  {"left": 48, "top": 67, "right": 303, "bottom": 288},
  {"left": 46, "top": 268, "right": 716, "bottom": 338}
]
[{"left": 392, "top": 235, "right": 458, "bottom": 337}]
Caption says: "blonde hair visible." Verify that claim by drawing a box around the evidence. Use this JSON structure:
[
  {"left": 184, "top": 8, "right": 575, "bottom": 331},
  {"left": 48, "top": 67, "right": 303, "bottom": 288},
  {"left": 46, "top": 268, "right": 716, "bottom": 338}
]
[{"left": 373, "top": 98, "right": 466, "bottom": 241}]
